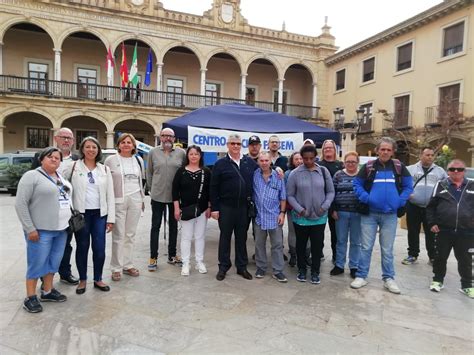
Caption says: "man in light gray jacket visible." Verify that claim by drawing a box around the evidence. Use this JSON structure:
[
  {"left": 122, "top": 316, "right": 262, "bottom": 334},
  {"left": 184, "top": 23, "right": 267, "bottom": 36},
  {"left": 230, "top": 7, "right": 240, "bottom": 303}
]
[
  {"left": 147, "top": 128, "right": 186, "bottom": 270},
  {"left": 402, "top": 147, "right": 447, "bottom": 265}
]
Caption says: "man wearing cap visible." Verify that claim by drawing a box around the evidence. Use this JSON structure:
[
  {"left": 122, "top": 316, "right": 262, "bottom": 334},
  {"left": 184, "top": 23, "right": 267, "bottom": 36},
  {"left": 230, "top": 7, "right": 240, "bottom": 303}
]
[{"left": 247, "top": 135, "right": 262, "bottom": 162}]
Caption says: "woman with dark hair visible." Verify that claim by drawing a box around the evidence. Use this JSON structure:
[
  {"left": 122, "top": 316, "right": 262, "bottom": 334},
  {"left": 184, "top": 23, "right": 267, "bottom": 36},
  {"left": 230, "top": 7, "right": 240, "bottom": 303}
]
[
  {"left": 284, "top": 151, "right": 303, "bottom": 266},
  {"left": 64, "top": 136, "right": 115, "bottom": 294},
  {"left": 15, "top": 147, "right": 71, "bottom": 313},
  {"left": 287, "top": 144, "right": 335, "bottom": 284},
  {"left": 105, "top": 133, "right": 145, "bottom": 281},
  {"left": 172, "top": 145, "right": 211, "bottom": 276}
]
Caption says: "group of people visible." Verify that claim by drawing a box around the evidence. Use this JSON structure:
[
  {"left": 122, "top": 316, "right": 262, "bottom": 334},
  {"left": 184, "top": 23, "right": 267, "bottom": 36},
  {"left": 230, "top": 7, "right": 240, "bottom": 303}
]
[{"left": 15, "top": 127, "right": 473, "bottom": 313}]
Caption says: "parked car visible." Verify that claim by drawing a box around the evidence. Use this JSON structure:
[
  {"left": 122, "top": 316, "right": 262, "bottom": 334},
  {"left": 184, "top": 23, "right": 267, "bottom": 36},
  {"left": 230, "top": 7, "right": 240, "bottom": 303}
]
[
  {"left": 466, "top": 167, "right": 474, "bottom": 181},
  {"left": 0, "top": 152, "right": 36, "bottom": 191}
]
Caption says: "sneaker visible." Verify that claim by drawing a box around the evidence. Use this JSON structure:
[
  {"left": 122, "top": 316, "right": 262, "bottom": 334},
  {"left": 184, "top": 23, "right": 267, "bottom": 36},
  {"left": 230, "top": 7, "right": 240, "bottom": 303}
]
[
  {"left": 459, "top": 288, "right": 474, "bottom": 299},
  {"left": 40, "top": 288, "right": 67, "bottom": 302},
  {"left": 383, "top": 278, "right": 401, "bottom": 294},
  {"left": 311, "top": 274, "right": 321, "bottom": 284},
  {"left": 330, "top": 266, "right": 344, "bottom": 276},
  {"left": 168, "top": 256, "right": 182, "bottom": 265},
  {"left": 272, "top": 273, "right": 288, "bottom": 283},
  {"left": 296, "top": 270, "right": 307, "bottom": 282},
  {"left": 23, "top": 295, "right": 43, "bottom": 313},
  {"left": 401, "top": 256, "right": 418, "bottom": 265},
  {"left": 255, "top": 269, "right": 265, "bottom": 279},
  {"left": 351, "top": 277, "right": 368, "bottom": 289},
  {"left": 195, "top": 262, "right": 207, "bottom": 274},
  {"left": 430, "top": 281, "right": 444, "bottom": 292},
  {"left": 148, "top": 258, "right": 157, "bottom": 271},
  {"left": 181, "top": 263, "right": 190, "bottom": 276}
]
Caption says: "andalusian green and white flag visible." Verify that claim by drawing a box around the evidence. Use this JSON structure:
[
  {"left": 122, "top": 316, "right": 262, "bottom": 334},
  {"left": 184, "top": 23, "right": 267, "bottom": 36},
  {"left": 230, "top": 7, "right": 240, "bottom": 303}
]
[{"left": 129, "top": 43, "right": 139, "bottom": 86}]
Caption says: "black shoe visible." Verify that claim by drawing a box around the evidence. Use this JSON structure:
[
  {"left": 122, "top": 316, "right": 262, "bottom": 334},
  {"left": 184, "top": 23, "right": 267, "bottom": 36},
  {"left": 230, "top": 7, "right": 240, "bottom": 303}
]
[
  {"left": 237, "top": 270, "right": 253, "bottom": 280},
  {"left": 350, "top": 268, "right": 358, "bottom": 279},
  {"left": 289, "top": 254, "right": 296, "bottom": 267},
  {"left": 216, "top": 271, "right": 226, "bottom": 281},
  {"left": 23, "top": 295, "right": 43, "bottom": 313},
  {"left": 330, "top": 266, "right": 344, "bottom": 276},
  {"left": 60, "top": 274, "right": 79, "bottom": 285},
  {"left": 94, "top": 282, "right": 111, "bottom": 292},
  {"left": 40, "top": 288, "right": 67, "bottom": 302},
  {"left": 76, "top": 287, "right": 86, "bottom": 295}
]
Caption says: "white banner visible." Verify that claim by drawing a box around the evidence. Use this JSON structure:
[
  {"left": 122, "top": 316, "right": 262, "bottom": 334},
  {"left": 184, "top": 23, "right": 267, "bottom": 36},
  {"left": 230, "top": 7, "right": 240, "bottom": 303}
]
[{"left": 188, "top": 126, "right": 304, "bottom": 154}]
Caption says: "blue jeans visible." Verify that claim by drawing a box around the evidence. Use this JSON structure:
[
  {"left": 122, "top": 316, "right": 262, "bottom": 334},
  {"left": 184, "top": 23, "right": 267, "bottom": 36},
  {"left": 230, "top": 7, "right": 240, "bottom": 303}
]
[
  {"left": 25, "top": 230, "right": 67, "bottom": 279},
  {"left": 75, "top": 209, "right": 107, "bottom": 282},
  {"left": 357, "top": 212, "right": 397, "bottom": 280},
  {"left": 335, "top": 211, "right": 361, "bottom": 270}
]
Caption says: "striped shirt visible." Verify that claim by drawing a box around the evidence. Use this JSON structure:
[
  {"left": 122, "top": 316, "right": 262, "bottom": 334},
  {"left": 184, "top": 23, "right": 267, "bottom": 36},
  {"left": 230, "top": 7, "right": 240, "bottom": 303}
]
[
  {"left": 333, "top": 170, "right": 359, "bottom": 212},
  {"left": 253, "top": 169, "right": 286, "bottom": 230}
]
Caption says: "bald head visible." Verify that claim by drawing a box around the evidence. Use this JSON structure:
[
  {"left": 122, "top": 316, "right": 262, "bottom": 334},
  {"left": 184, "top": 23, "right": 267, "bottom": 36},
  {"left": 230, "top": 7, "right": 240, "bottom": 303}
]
[
  {"left": 160, "top": 127, "right": 176, "bottom": 151},
  {"left": 54, "top": 127, "right": 74, "bottom": 156}
]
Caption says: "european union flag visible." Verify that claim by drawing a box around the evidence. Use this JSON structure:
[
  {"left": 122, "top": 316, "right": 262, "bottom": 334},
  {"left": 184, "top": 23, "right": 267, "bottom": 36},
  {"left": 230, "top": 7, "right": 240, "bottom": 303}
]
[{"left": 144, "top": 48, "right": 153, "bottom": 87}]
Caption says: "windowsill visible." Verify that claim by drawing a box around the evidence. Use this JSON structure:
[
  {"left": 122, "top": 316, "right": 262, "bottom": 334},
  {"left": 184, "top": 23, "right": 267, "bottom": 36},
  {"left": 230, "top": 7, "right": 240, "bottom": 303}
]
[
  {"left": 437, "top": 51, "right": 466, "bottom": 63},
  {"left": 360, "top": 79, "right": 375, "bottom": 87},
  {"left": 358, "top": 130, "right": 374, "bottom": 135},
  {"left": 334, "top": 88, "right": 347, "bottom": 94},
  {"left": 393, "top": 68, "right": 414, "bottom": 77}
]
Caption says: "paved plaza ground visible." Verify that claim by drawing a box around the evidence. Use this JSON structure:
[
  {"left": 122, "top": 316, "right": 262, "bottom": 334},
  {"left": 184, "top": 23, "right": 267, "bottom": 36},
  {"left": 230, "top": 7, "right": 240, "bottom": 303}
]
[{"left": 0, "top": 193, "right": 472, "bottom": 354}]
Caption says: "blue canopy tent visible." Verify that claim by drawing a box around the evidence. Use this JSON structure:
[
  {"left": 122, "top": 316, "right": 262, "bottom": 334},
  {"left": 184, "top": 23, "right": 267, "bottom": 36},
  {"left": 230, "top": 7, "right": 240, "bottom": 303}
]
[{"left": 162, "top": 103, "right": 340, "bottom": 146}]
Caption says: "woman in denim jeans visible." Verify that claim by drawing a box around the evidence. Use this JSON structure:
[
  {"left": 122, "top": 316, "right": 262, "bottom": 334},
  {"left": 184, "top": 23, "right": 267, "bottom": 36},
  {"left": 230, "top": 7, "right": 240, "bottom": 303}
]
[
  {"left": 65, "top": 137, "right": 115, "bottom": 294},
  {"left": 330, "top": 151, "right": 361, "bottom": 279}
]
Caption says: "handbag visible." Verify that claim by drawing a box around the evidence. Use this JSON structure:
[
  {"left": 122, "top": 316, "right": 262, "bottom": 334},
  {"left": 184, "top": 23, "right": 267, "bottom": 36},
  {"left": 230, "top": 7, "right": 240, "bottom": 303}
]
[
  {"left": 180, "top": 170, "right": 205, "bottom": 221},
  {"left": 68, "top": 207, "right": 85, "bottom": 233}
]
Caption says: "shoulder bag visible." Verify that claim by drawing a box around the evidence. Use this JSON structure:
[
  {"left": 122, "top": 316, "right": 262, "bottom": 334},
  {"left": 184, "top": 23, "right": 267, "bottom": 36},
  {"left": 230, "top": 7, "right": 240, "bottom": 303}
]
[{"left": 180, "top": 170, "right": 205, "bottom": 221}]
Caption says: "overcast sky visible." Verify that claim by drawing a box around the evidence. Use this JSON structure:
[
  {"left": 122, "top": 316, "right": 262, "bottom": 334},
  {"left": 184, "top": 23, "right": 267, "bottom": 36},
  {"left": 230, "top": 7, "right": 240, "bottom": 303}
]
[{"left": 161, "top": 0, "right": 442, "bottom": 50}]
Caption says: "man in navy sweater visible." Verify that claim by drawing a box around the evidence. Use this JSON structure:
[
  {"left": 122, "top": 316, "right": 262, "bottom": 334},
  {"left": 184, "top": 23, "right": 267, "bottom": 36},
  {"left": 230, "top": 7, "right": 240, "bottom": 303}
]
[
  {"left": 351, "top": 137, "right": 413, "bottom": 294},
  {"left": 210, "top": 134, "right": 258, "bottom": 281}
]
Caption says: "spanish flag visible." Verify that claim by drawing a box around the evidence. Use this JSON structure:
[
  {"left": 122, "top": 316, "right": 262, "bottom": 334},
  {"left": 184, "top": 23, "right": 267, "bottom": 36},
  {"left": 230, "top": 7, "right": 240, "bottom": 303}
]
[{"left": 120, "top": 42, "right": 128, "bottom": 87}]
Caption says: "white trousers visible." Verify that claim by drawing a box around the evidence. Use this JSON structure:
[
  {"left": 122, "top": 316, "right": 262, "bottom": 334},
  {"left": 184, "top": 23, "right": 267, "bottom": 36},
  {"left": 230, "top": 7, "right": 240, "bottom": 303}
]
[
  {"left": 180, "top": 213, "right": 207, "bottom": 264},
  {"left": 110, "top": 191, "right": 143, "bottom": 272}
]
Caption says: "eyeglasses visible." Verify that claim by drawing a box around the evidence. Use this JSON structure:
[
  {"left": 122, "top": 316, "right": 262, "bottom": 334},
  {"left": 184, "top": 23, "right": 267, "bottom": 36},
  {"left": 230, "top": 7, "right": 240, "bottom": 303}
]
[
  {"left": 160, "top": 134, "right": 174, "bottom": 139},
  {"left": 269, "top": 141, "right": 280, "bottom": 144},
  {"left": 345, "top": 161, "right": 358, "bottom": 164},
  {"left": 58, "top": 136, "right": 73, "bottom": 140},
  {"left": 448, "top": 167, "right": 465, "bottom": 172},
  {"left": 87, "top": 171, "right": 95, "bottom": 184},
  {"left": 229, "top": 142, "right": 242, "bottom": 146}
]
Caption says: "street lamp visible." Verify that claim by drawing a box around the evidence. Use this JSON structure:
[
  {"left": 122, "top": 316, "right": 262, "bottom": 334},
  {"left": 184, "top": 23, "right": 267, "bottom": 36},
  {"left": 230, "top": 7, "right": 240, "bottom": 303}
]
[
  {"left": 334, "top": 107, "right": 366, "bottom": 140},
  {"left": 333, "top": 108, "right": 344, "bottom": 130},
  {"left": 353, "top": 107, "right": 366, "bottom": 131}
]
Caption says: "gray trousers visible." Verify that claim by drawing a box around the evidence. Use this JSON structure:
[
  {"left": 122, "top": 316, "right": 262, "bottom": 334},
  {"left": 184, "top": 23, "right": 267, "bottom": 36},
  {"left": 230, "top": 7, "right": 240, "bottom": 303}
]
[{"left": 254, "top": 222, "right": 284, "bottom": 274}]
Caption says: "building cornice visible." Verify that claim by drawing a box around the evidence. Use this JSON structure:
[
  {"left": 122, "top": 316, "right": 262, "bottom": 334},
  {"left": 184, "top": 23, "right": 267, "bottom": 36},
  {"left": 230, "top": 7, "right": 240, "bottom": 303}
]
[{"left": 325, "top": 0, "right": 472, "bottom": 66}]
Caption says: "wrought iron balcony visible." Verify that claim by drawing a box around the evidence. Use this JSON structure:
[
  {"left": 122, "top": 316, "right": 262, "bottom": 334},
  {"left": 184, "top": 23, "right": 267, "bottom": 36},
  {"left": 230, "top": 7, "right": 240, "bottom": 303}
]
[
  {"left": 382, "top": 110, "right": 413, "bottom": 130},
  {"left": 0, "top": 75, "right": 320, "bottom": 120},
  {"left": 425, "top": 102, "right": 464, "bottom": 127}
]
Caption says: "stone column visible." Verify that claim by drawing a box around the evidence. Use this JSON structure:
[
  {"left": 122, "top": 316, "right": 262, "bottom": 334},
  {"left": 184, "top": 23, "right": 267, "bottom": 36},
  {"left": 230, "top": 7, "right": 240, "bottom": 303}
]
[
  {"left": 54, "top": 49, "right": 61, "bottom": 81},
  {"left": 0, "top": 126, "right": 5, "bottom": 154},
  {"left": 157, "top": 63, "right": 163, "bottom": 91},
  {"left": 106, "top": 131, "right": 115, "bottom": 149},
  {"left": 312, "top": 83, "right": 318, "bottom": 118},
  {"left": 240, "top": 74, "right": 247, "bottom": 101},
  {"left": 0, "top": 42, "right": 3, "bottom": 75},
  {"left": 200, "top": 69, "right": 207, "bottom": 96},
  {"left": 339, "top": 128, "right": 357, "bottom": 157},
  {"left": 277, "top": 79, "right": 284, "bottom": 113}
]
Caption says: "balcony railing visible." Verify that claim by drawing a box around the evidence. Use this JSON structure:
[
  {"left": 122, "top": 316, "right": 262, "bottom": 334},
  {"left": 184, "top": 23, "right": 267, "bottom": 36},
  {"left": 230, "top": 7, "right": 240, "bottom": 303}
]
[
  {"left": 382, "top": 110, "right": 413, "bottom": 130},
  {"left": 0, "top": 75, "right": 320, "bottom": 120},
  {"left": 425, "top": 102, "right": 464, "bottom": 126}
]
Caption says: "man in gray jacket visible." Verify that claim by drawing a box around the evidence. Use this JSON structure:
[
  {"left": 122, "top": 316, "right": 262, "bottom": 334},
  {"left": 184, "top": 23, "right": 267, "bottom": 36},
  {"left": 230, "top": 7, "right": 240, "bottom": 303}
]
[
  {"left": 147, "top": 128, "right": 185, "bottom": 270},
  {"left": 402, "top": 147, "right": 447, "bottom": 265}
]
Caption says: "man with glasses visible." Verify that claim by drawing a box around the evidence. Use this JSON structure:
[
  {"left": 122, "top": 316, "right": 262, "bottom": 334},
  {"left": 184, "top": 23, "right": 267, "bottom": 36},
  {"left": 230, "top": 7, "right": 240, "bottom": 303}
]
[
  {"left": 426, "top": 159, "right": 474, "bottom": 298},
  {"left": 147, "top": 128, "right": 185, "bottom": 270},
  {"left": 32, "top": 127, "right": 79, "bottom": 285},
  {"left": 402, "top": 147, "right": 447, "bottom": 266},
  {"left": 211, "top": 134, "right": 258, "bottom": 281},
  {"left": 268, "top": 135, "right": 288, "bottom": 172}
]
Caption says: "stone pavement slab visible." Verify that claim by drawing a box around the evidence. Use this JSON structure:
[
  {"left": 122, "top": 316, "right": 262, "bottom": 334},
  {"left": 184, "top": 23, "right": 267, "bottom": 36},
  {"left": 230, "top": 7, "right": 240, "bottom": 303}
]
[{"left": 0, "top": 194, "right": 472, "bottom": 354}]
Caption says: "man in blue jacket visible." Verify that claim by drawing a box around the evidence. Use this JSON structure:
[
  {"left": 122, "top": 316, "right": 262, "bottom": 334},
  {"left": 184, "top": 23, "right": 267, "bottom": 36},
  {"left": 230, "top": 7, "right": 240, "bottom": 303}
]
[
  {"left": 211, "top": 134, "right": 258, "bottom": 281},
  {"left": 351, "top": 137, "right": 413, "bottom": 294}
]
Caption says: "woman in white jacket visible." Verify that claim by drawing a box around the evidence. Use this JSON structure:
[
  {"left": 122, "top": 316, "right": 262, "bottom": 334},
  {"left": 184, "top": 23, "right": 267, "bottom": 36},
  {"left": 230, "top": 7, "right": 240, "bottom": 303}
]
[
  {"left": 104, "top": 133, "right": 145, "bottom": 281},
  {"left": 65, "top": 137, "right": 115, "bottom": 294}
]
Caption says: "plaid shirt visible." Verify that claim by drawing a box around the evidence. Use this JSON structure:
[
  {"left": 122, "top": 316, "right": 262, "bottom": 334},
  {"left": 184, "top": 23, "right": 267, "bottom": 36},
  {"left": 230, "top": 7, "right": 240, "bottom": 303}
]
[{"left": 253, "top": 169, "right": 286, "bottom": 230}]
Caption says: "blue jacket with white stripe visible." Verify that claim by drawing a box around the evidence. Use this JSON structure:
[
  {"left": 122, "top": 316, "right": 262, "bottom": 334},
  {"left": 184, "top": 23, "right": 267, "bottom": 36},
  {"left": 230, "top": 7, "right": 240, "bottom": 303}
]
[{"left": 353, "top": 159, "right": 413, "bottom": 214}]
